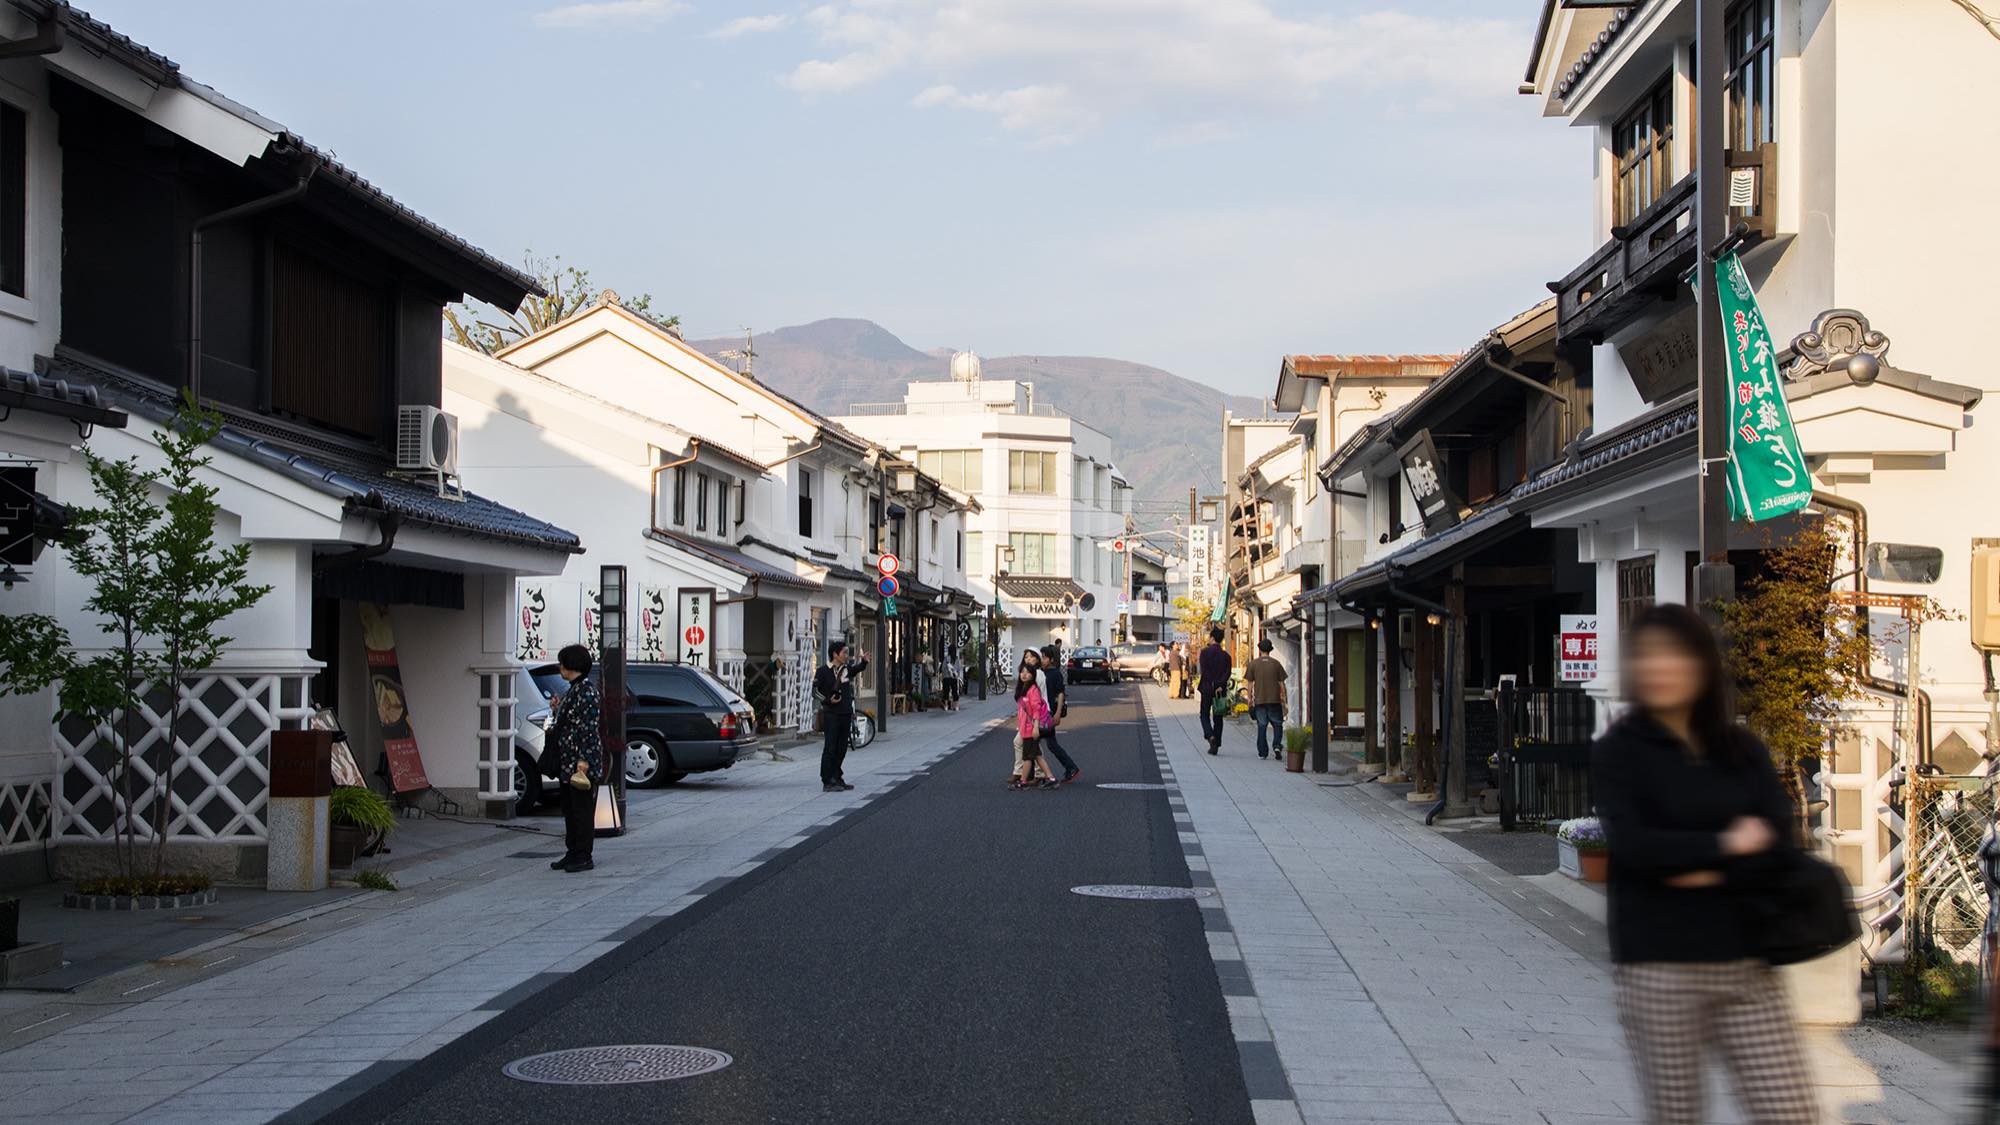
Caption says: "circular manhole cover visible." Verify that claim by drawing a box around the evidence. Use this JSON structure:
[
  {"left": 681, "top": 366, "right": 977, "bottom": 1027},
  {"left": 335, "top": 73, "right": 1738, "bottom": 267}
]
[
  {"left": 1095, "top": 782, "right": 1172, "bottom": 790},
  {"left": 503, "top": 1045, "right": 733, "bottom": 1085},
  {"left": 1071, "top": 884, "right": 1215, "bottom": 901}
]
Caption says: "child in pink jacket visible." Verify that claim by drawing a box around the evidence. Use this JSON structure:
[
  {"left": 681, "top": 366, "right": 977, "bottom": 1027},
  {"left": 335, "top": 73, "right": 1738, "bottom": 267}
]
[{"left": 1011, "top": 665, "right": 1061, "bottom": 790}]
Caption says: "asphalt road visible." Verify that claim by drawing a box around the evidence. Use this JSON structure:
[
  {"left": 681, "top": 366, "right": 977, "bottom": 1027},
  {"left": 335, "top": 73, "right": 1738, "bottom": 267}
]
[{"left": 333, "top": 683, "right": 1253, "bottom": 1124}]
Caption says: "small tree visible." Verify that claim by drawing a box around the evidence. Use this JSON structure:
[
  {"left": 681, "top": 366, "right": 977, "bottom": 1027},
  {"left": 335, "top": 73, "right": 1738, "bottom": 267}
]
[
  {"left": 444, "top": 252, "right": 678, "bottom": 354},
  {"left": 1171, "top": 594, "right": 1214, "bottom": 642},
  {"left": 0, "top": 394, "right": 269, "bottom": 880}
]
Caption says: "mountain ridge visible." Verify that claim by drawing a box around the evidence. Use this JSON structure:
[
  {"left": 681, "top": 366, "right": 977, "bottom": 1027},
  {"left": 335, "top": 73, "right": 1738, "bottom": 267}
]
[{"left": 692, "top": 318, "right": 1263, "bottom": 512}]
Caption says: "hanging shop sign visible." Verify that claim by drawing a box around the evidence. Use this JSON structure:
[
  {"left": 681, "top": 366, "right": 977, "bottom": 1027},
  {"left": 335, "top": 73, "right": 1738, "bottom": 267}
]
[
  {"left": 1716, "top": 251, "right": 1812, "bottom": 522},
  {"left": 581, "top": 583, "right": 602, "bottom": 653},
  {"left": 638, "top": 583, "right": 670, "bottom": 661},
  {"left": 679, "top": 587, "right": 715, "bottom": 668},
  {"left": 358, "top": 602, "right": 433, "bottom": 794},
  {"left": 1396, "top": 428, "right": 1461, "bottom": 534},
  {"left": 1188, "top": 526, "right": 1212, "bottom": 601},
  {"left": 515, "top": 581, "right": 552, "bottom": 662},
  {"left": 1556, "top": 614, "right": 1599, "bottom": 683}
]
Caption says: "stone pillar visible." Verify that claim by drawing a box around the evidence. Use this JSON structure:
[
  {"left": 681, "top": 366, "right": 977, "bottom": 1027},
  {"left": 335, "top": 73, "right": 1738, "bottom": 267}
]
[
  {"left": 1442, "top": 569, "right": 1473, "bottom": 819},
  {"left": 266, "top": 729, "right": 331, "bottom": 892},
  {"left": 1360, "top": 613, "right": 1384, "bottom": 776},
  {"left": 1412, "top": 612, "right": 1437, "bottom": 798},
  {"left": 1382, "top": 614, "right": 1404, "bottom": 781}
]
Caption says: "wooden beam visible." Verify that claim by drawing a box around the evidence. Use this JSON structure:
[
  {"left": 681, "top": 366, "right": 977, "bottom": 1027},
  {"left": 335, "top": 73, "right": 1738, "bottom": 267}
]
[{"left": 1464, "top": 564, "right": 1555, "bottom": 587}]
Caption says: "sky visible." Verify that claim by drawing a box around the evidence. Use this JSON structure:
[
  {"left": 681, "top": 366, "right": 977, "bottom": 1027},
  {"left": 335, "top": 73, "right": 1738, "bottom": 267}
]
[{"left": 83, "top": 0, "right": 1593, "bottom": 398}]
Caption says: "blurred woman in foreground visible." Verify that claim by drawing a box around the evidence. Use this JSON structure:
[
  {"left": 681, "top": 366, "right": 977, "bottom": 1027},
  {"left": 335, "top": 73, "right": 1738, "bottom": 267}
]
[{"left": 1591, "top": 603, "right": 1816, "bottom": 1124}]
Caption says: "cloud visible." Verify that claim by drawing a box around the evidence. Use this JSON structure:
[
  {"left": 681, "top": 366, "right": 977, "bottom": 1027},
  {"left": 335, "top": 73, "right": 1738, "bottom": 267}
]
[
  {"left": 533, "top": 0, "right": 688, "bottom": 29},
  {"left": 709, "top": 13, "right": 794, "bottom": 39},
  {"left": 777, "top": 1, "right": 1523, "bottom": 140}
]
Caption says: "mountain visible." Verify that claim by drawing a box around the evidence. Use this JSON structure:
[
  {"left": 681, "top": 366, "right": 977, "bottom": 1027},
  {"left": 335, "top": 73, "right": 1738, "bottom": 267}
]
[{"left": 691, "top": 318, "right": 1265, "bottom": 515}]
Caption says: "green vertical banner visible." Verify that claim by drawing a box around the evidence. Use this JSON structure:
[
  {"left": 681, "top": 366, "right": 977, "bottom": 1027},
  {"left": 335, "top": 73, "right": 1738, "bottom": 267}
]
[{"left": 1716, "top": 252, "right": 1812, "bottom": 522}]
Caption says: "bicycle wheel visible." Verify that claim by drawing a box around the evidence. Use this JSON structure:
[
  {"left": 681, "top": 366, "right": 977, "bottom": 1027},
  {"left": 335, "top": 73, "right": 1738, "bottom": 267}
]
[{"left": 851, "top": 711, "right": 877, "bottom": 749}]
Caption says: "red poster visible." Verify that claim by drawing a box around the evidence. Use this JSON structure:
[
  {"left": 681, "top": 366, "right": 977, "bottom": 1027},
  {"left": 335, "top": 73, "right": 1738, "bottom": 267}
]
[{"left": 358, "top": 603, "right": 432, "bottom": 794}]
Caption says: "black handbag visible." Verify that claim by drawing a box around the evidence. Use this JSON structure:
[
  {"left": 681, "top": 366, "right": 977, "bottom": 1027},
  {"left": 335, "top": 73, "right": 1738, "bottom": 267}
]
[{"left": 1743, "top": 847, "right": 1860, "bottom": 966}]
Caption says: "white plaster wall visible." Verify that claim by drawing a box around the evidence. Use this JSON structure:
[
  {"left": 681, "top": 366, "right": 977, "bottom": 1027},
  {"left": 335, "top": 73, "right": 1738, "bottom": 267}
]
[{"left": 0, "top": 55, "right": 61, "bottom": 371}]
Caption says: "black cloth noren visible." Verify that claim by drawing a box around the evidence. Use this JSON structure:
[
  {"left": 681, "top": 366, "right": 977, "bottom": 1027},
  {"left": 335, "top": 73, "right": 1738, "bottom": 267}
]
[{"left": 1590, "top": 715, "right": 1795, "bottom": 964}]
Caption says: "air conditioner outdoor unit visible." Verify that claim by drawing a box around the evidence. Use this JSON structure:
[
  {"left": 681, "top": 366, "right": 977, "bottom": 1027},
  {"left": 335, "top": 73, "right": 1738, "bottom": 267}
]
[{"left": 397, "top": 405, "right": 459, "bottom": 475}]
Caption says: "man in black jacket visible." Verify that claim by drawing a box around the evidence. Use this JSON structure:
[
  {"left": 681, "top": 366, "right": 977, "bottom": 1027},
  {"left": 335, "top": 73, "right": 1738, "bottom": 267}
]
[{"left": 813, "top": 640, "right": 869, "bottom": 793}]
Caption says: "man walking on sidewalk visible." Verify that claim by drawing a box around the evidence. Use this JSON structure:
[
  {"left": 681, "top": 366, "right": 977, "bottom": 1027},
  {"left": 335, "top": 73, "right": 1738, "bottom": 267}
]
[
  {"left": 1197, "top": 626, "right": 1232, "bottom": 754},
  {"left": 1245, "top": 638, "right": 1287, "bottom": 760},
  {"left": 814, "top": 640, "right": 868, "bottom": 792}
]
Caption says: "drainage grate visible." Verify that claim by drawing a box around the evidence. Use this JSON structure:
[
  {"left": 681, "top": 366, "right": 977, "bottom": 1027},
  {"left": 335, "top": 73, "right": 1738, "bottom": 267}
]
[
  {"left": 1095, "top": 783, "right": 1172, "bottom": 790},
  {"left": 503, "top": 1045, "right": 732, "bottom": 1085},
  {"left": 1071, "top": 884, "right": 1215, "bottom": 901}
]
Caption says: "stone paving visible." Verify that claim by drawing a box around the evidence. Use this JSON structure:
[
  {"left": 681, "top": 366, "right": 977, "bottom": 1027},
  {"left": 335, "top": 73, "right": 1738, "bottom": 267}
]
[
  {"left": 1144, "top": 684, "right": 1972, "bottom": 1125},
  {"left": 0, "top": 699, "right": 1007, "bottom": 1124}
]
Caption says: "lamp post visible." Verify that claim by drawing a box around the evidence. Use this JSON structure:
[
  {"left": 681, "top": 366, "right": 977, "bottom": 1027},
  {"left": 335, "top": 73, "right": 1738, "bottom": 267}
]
[
  {"left": 875, "top": 471, "right": 888, "bottom": 734},
  {"left": 1310, "top": 597, "right": 1329, "bottom": 773},
  {"left": 597, "top": 564, "right": 627, "bottom": 836},
  {"left": 1693, "top": 0, "right": 1736, "bottom": 619},
  {"left": 983, "top": 543, "right": 1015, "bottom": 699}
]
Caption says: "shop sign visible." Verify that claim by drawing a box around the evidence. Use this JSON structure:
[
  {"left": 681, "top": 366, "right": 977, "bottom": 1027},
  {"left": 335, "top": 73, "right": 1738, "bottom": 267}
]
[
  {"left": 637, "top": 584, "right": 670, "bottom": 661},
  {"left": 1556, "top": 614, "right": 1599, "bottom": 683},
  {"left": 679, "top": 588, "right": 715, "bottom": 668},
  {"left": 358, "top": 602, "right": 432, "bottom": 794},
  {"left": 1397, "top": 429, "right": 1461, "bottom": 533},
  {"left": 1716, "top": 252, "right": 1812, "bottom": 522}
]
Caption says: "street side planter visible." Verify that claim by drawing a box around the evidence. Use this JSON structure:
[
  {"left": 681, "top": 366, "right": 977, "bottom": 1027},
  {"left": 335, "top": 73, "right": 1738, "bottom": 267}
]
[
  {"left": 62, "top": 874, "right": 217, "bottom": 911},
  {"left": 329, "top": 785, "right": 396, "bottom": 869},
  {"left": 1283, "top": 725, "right": 1311, "bottom": 773},
  {"left": 1557, "top": 816, "right": 1609, "bottom": 883}
]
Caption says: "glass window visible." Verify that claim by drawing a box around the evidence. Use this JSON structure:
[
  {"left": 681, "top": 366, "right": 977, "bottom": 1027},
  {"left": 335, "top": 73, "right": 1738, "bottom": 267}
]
[
  {"left": 1613, "top": 78, "right": 1674, "bottom": 225},
  {"left": 1617, "top": 556, "right": 1657, "bottom": 635},
  {"left": 798, "top": 468, "right": 816, "bottom": 538},
  {"left": 1009, "top": 532, "right": 1057, "bottom": 575},
  {"left": 716, "top": 474, "right": 729, "bottom": 532},
  {"left": 917, "top": 449, "right": 983, "bottom": 492},
  {"left": 0, "top": 102, "right": 23, "bottom": 298},
  {"left": 1725, "top": 0, "right": 1775, "bottom": 150},
  {"left": 1008, "top": 449, "right": 1056, "bottom": 494},
  {"left": 672, "top": 464, "right": 687, "bottom": 526},
  {"left": 696, "top": 472, "right": 711, "bottom": 532},
  {"left": 1074, "top": 458, "right": 1090, "bottom": 502},
  {"left": 956, "top": 528, "right": 964, "bottom": 570},
  {"left": 1072, "top": 535, "right": 1086, "bottom": 578}
]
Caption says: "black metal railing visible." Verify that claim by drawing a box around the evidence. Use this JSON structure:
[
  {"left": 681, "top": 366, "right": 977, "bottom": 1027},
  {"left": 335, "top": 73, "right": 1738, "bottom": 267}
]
[{"left": 1495, "top": 684, "right": 1596, "bottom": 830}]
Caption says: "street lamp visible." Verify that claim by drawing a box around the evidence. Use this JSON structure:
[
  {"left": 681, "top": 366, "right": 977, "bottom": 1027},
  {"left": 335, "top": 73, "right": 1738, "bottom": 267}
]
[
  {"left": 596, "top": 564, "right": 627, "bottom": 836},
  {"left": 1310, "top": 598, "right": 1329, "bottom": 774}
]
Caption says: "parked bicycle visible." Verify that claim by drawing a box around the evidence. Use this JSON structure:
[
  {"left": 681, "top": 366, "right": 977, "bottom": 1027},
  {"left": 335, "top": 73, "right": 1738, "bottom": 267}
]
[{"left": 851, "top": 709, "right": 877, "bottom": 750}]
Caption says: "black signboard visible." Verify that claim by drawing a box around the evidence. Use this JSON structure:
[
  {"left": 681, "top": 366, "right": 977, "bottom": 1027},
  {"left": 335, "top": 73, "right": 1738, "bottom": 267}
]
[
  {"left": 1396, "top": 429, "right": 1461, "bottom": 534},
  {"left": 0, "top": 466, "right": 35, "bottom": 567}
]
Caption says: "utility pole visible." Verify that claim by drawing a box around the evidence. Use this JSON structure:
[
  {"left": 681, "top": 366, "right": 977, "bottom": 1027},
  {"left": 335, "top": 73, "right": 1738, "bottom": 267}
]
[
  {"left": 875, "top": 471, "right": 888, "bottom": 733},
  {"left": 1693, "top": 0, "right": 1736, "bottom": 620}
]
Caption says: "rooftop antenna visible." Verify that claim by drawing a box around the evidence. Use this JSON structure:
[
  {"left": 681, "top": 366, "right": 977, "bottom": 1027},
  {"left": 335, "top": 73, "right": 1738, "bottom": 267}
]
[{"left": 720, "top": 326, "right": 756, "bottom": 379}]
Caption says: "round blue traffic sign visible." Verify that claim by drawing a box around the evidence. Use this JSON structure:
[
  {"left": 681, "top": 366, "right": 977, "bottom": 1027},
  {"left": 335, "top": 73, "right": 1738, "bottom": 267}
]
[{"left": 878, "top": 575, "right": 899, "bottom": 597}]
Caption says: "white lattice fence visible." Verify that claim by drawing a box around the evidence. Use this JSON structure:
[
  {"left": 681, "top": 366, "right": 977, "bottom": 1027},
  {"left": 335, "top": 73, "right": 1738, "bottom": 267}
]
[
  {"left": 473, "top": 665, "right": 521, "bottom": 802},
  {"left": 0, "top": 778, "right": 51, "bottom": 852},
  {"left": 53, "top": 670, "right": 314, "bottom": 842},
  {"left": 775, "top": 655, "right": 802, "bottom": 733},
  {"left": 715, "top": 651, "right": 747, "bottom": 696}
]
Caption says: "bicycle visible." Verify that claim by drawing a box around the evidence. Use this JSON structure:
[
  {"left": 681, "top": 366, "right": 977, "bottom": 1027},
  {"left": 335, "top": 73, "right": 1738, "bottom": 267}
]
[{"left": 852, "top": 709, "right": 877, "bottom": 749}]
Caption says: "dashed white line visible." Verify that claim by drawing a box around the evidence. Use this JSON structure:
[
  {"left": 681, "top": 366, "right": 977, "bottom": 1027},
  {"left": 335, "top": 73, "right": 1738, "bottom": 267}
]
[
  {"left": 10, "top": 1012, "right": 69, "bottom": 1034},
  {"left": 120, "top": 980, "right": 163, "bottom": 997},
  {"left": 200, "top": 954, "right": 238, "bottom": 970}
]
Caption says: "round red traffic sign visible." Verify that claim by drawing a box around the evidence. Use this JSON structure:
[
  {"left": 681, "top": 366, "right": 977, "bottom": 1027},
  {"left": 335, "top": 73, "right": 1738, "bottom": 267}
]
[
  {"left": 684, "top": 625, "right": 706, "bottom": 646},
  {"left": 877, "top": 553, "right": 900, "bottom": 576}
]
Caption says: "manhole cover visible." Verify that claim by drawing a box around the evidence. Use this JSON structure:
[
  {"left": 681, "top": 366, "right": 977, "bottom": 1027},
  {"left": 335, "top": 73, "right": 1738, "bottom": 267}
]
[
  {"left": 503, "top": 1045, "right": 732, "bottom": 1085},
  {"left": 1095, "top": 782, "right": 1172, "bottom": 790},
  {"left": 1071, "top": 884, "right": 1215, "bottom": 901}
]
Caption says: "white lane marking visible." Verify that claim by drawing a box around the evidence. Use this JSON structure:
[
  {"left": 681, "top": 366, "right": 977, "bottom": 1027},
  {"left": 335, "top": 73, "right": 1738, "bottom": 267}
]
[
  {"left": 121, "top": 980, "right": 164, "bottom": 997},
  {"left": 11, "top": 1012, "right": 70, "bottom": 1034}
]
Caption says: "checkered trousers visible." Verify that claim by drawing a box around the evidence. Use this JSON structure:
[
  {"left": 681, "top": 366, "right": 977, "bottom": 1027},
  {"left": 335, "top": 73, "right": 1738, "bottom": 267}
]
[{"left": 1614, "top": 959, "right": 1818, "bottom": 1124}]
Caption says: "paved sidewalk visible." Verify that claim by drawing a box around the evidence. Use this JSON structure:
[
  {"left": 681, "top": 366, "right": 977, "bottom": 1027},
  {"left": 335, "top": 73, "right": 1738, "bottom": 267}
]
[
  {"left": 0, "top": 698, "right": 1006, "bottom": 1123},
  {"left": 1142, "top": 685, "right": 1970, "bottom": 1125}
]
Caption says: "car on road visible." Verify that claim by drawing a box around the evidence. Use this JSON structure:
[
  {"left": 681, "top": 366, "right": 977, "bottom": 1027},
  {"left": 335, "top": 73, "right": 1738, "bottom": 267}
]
[
  {"left": 1107, "top": 643, "right": 1167, "bottom": 684},
  {"left": 513, "top": 661, "right": 759, "bottom": 811},
  {"left": 1064, "top": 645, "right": 1117, "bottom": 684}
]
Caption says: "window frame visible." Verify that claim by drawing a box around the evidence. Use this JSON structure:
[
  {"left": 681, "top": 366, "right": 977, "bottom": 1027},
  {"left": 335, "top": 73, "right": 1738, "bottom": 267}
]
[
  {"left": 1724, "top": 0, "right": 1776, "bottom": 151},
  {"left": 672, "top": 465, "right": 688, "bottom": 527},
  {"left": 1617, "top": 555, "right": 1657, "bottom": 636},
  {"left": 1008, "top": 449, "right": 1056, "bottom": 494},
  {"left": 696, "top": 471, "right": 711, "bottom": 533},
  {"left": 0, "top": 98, "right": 26, "bottom": 301},
  {"left": 1612, "top": 76, "right": 1675, "bottom": 226},
  {"left": 798, "top": 467, "right": 816, "bottom": 538}
]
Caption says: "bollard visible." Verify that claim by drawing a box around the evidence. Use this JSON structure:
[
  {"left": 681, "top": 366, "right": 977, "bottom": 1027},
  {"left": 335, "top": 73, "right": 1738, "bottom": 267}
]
[{"left": 267, "top": 729, "right": 333, "bottom": 891}]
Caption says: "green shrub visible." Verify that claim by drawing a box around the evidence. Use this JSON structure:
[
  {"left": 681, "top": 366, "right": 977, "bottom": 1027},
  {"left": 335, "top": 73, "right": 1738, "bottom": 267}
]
[
  {"left": 75, "top": 873, "right": 213, "bottom": 897},
  {"left": 1898, "top": 949, "right": 1979, "bottom": 1022},
  {"left": 329, "top": 786, "right": 397, "bottom": 834},
  {"left": 352, "top": 870, "right": 398, "bottom": 892},
  {"left": 1283, "top": 725, "right": 1312, "bottom": 754}
]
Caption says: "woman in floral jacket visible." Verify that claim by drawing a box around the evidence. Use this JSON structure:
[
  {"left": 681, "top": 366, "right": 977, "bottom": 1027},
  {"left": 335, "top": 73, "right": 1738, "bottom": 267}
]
[{"left": 549, "top": 643, "right": 604, "bottom": 872}]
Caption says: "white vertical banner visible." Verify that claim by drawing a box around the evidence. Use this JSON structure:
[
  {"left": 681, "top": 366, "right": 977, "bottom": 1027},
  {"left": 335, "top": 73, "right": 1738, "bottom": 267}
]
[
  {"left": 637, "top": 583, "right": 670, "bottom": 662},
  {"left": 581, "top": 583, "right": 602, "bottom": 653},
  {"left": 516, "top": 579, "right": 552, "bottom": 662},
  {"left": 1188, "top": 526, "right": 1212, "bottom": 602},
  {"left": 679, "top": 587, "right": 716, "bottom": 668}
]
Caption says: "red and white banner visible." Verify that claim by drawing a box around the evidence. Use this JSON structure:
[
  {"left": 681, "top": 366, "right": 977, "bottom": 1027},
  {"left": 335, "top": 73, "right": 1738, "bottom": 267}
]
[{"left": 358, "top": 602, "right": 433, "bottom": 794}]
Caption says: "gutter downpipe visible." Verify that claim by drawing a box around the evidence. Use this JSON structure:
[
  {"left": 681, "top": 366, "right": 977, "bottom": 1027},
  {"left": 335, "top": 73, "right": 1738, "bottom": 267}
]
[
  {"left": 648, "top": 440, "right": 704, "bottom": 534},
  {"left": 190, "top": 151, "right": 318, "bottom": 402},
  {"left": 318, "top": 493, "right": 402, "bottom": 570},
  {"left": 0, "top": 15, "right": 63, "bottom": 60},
  {"left": 1383, "top": 569, "right": 1457, "bottom": 826},
  {"left": 758, "top": 440, "right": 821, "bottom": 472},
  {"left": 1813, "top": 490, "right": 1932, "bottom": 762}
]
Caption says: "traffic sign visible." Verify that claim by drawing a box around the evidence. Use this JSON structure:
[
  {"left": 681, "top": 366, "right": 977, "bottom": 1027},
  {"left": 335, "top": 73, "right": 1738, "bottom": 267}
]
[
  {"left": 878, "top": 575, "right": 899, "bottom": 597},
  {"left": 877, "top": 552, "right": 900, "bottom": 577}
]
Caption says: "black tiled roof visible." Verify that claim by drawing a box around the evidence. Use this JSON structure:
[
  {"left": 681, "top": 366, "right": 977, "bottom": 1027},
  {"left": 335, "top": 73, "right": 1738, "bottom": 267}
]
[
  {"left": 0, "top": 366, "right": 125, "bottom": 427},
  {"left": 1512, "top": 399, "right": 1697, "bottom": 504},
  {"left": 995, "top": 577, "right": 1089, "bottom": 601},
  {"left": 43, "top": 353, "right": 581, "bottom": 554},
  {"left": 29, "top": 1, "right": 539, "bottom": 302},
  {"left": 1554, "top": 1, "right": 1651, "bottom": 100},
  {"left": 646, "top": 529, "right": 821, "bottom": 591}
]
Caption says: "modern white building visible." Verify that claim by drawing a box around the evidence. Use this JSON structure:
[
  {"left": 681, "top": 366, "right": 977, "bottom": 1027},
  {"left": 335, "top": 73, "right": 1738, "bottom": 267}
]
[{"left": 836, "top": 354, "right": 1132, "bottom": 664}]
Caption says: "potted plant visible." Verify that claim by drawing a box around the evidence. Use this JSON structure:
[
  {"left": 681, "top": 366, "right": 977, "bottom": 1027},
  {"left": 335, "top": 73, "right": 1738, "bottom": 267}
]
[
  {"left": 1283, "top": 725, "right": 1311, "bottom": 773},
  {"left": 329, "top": 785, "right": 396, "bottom": 868},
  {"left": 1557, "top": 816, "right": 1609, "bottom": 883}
]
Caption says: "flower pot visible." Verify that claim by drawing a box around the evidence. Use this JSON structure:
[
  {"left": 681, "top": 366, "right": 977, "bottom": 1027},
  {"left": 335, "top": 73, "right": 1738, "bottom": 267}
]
[
  {"left": 329, "top": 823, "right": 367, "bottom": 869},
  {"left": 1285, "top": 749, "right": 1305, "bottom": 773},
  {"left": 1578, "top": 850, "right": 1609, "bottom": 883}
]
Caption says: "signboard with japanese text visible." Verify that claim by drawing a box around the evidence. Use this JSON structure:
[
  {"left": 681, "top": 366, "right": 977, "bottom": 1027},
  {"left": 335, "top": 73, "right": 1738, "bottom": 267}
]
[
  {"left": 1396, "top": 429, "right": 1461, "bottom": 534},
  {"left": 1717, "top": 252, "right": 1812, "bottom": 522},
  {"left": 581, "top": 583, "right": 601, "bottom": 653},
  {"left": 1188, "top": 526, "right": 1212, "bottom": 602},
  {"left": 515, "top": 580, "right": 552, "bottom": 662},
  {"left": 638, "top": 584, "right": 670, "bottom": 661},
  {"left": 678, "top": 587, "right": 715, "bottom": 668},
  {"left": 357, "top": 603, "right": 433, "bottom": 794},
  {"left": 1557, "top": 614, "right": 1599, "bottom": 683}
]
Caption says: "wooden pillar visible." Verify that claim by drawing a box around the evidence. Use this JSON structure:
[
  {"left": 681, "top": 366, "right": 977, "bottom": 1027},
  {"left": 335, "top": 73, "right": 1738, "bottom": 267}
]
[
  {"left": 1383, "top": 613, "right": 1404, "bottom": 780},
  {"left": 1362, "top": 617, "right": 1382, "bottom": 773},
  {"left": 1413, "top": 609, "right": 1437, "bottom": 796},
  {"left": 1442, "top": 567, "right": 1472, "bottom": 819}
]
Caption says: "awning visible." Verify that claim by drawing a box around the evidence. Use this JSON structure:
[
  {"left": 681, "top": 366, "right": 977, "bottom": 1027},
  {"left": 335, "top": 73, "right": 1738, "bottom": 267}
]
[
  {"left": 645, "top": 529, "right": 822, "bottom": 592},
  {"left": 995, "top": 576, "right": 1090, "bottom": 619},
  {"left": 1331, "top": 504, "right": 1526, "bottom": 602}
]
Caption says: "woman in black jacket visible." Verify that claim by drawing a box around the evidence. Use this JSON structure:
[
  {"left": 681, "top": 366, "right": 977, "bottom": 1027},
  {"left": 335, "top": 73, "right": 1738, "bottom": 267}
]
[{"left": 1591, "top": 603, "right": 1816, "bottom": 1124}]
